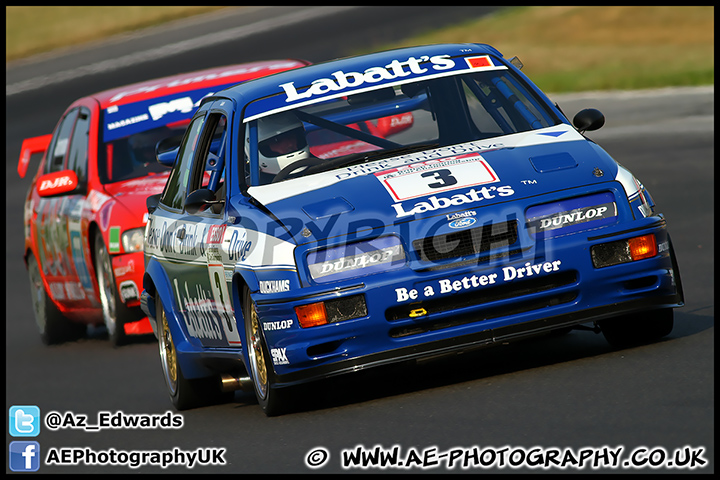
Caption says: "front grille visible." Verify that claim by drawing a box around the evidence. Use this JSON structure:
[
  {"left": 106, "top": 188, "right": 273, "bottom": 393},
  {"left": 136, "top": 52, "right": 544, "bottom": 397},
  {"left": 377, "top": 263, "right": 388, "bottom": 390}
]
[
  {"left": 413, "top": 220, "right": 518, "bottom": 263},
  {"left": 388, "top": 290, "right": 578, "bottom": 338},
  {"left": 385, "top": 271, "right": 578, "bottom": 337}
]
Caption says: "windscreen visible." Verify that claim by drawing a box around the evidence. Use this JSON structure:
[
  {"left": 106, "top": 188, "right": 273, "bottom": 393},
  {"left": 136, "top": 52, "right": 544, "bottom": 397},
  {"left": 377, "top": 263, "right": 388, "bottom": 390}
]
[
  {"left": 244, "top": 65, "right": 560, "bottom": 186},
  {"left": 98, "top": 85, "right": 230, "bottom": 184}
]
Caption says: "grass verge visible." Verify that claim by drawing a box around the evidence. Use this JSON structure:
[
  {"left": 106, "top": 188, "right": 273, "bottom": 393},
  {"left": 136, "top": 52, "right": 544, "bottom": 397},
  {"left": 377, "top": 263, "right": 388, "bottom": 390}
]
[
  {"left": 376, "top": 6, "right": 714, "bottom": 92},
  {"left": 5, "top": 6, "right": 228, "bottom": 62},
  {"left": 6, "top": 6, "right": 714, "bottom": 92}
]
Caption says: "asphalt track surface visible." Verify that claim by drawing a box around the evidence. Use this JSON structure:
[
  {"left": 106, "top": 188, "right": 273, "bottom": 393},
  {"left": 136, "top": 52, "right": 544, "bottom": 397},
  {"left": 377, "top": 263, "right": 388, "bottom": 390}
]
[{"left": 5, "top": 7, "right": 714, "bottom": 474}]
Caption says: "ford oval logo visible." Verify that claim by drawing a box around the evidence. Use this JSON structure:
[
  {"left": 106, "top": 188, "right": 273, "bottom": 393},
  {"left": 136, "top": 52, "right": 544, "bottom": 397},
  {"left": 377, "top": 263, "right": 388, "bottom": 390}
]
[{"left": 449, "top": 218, "right": 477, "bottom": 229}]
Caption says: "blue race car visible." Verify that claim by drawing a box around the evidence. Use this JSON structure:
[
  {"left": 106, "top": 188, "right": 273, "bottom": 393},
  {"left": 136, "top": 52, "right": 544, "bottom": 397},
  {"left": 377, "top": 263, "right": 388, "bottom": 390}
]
[{"left": 141, "top": 43, "right": 684, "bottom": 415}]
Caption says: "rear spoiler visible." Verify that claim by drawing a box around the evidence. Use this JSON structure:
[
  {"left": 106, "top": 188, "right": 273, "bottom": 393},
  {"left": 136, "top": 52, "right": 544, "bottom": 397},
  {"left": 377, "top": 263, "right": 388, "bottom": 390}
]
[{"left": 18, "top": 134, "right": 52, "bottom": 178}]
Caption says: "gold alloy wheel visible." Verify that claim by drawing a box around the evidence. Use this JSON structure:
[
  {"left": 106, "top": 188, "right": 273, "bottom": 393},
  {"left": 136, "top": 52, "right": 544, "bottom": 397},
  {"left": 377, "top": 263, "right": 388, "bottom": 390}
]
[
  {"left": 248, "top": 304, "right": 268, "bottom": 398},
  {"left": 159, "top": 307, "right": 178, "bottom": 395}
]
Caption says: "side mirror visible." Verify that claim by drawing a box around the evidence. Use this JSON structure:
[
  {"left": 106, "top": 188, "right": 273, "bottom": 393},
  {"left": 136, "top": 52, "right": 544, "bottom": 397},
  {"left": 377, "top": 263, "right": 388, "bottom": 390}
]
[
  {"left": 156, "top": 148, "right": 179, "bottom": 167},
  {"left": 573, "top": 108, "right": 605, "bottom": 133},
  {"left": 146, "top": 193, "right": 161, "bottom": 214},
  {"left": 185, "top": 188, "right": 223, "bottom": 215},
  {"left": 36, "top": 170, "right": 79, "bottom": 197},
  {"left": 155, "top": 135, "right": 182, "bottom": 167}
]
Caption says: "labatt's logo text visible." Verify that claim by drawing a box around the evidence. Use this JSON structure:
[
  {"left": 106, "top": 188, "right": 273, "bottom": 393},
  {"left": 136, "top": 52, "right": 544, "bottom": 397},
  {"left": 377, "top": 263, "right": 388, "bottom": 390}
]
[
  {"left": 279, "top": 55, "right": 456, "bottom": 103},
  {"left": 392, "top": 185, "right": 515, "bottom": 218}
]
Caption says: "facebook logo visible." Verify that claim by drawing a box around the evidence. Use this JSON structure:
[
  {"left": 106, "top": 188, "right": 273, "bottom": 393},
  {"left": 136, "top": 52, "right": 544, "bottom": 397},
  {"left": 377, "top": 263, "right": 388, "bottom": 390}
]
[
  {"left": 9, "top": 441, "right": 41, "bottom": 472},
  {"left": 9, "top": 405, "right": 40, "bottom": 437}
]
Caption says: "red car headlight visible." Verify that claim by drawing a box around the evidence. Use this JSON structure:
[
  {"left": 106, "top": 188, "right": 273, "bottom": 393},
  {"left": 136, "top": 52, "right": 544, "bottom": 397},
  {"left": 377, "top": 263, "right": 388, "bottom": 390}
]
[{"left": 121, "top": 228, "right": 145, "bottom": 253}]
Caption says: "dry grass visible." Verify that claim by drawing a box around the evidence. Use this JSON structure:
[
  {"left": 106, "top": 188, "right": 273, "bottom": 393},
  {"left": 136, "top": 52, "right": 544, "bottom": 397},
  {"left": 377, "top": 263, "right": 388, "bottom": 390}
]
[
  {"left": 6, "top": 6, "right": 714, "bottom": 91},
  {"left": 5, "top": 6, "right": 228, "bottom": 62},
  {"left": 387, "top": 6, "right": 714, "bottom": 91}
]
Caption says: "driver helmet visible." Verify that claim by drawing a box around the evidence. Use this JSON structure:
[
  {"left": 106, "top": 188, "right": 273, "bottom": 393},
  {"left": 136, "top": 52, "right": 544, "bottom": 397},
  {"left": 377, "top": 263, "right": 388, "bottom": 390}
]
[{"left": 257, "top": 112, "right": 310, "bottom": 174}]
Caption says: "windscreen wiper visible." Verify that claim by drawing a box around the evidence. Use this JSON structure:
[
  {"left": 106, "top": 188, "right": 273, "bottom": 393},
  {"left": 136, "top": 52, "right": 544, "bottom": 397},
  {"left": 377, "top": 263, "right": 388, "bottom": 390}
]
[
  {"left": 305, "top": 143, "right": 439, "bottom": 176},
  {"left": 294, "top": 109, "right": 401, "bottom": 150},
  {"left": 356, "top": 143, "right": 439, "bottom": 163}
]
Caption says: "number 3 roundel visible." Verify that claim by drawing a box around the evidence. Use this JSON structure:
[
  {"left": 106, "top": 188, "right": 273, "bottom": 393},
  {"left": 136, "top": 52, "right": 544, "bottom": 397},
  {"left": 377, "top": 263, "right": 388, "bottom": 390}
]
[{"left": 374, "top": 153, "right": 499, "bottom": 201}]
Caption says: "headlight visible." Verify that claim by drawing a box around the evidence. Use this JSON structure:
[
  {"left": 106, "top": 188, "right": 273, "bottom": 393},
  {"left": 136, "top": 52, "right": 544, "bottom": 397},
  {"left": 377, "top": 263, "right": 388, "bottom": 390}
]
[
  {"left": 295, "top": 294, "right": 368, "bottom": 328},
  {"left": 591, "top": 233, "right": 657, "bottom": 268},
  {"left": 306, "top": 236, "right": 406, "bottom": 283},
  {"left": 121, "top": 228, "right": 145, "bottom": 253}
]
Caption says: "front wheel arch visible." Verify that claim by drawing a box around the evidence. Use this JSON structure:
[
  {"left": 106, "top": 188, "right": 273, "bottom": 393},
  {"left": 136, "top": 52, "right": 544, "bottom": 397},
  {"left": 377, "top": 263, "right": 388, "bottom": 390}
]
[
  {"left": 238, "top": 283, "right": 291, "bottom": 416},
  {"left": 599, "top": 307, "right": 674, "bottom": 349},
  {"left": 93, "top": 230, "right": 135, "bottom": 346},
  {"left": 26, "top": 252, "right": 85, "bottom": 344},
  {"left": 232, "top": 272, "right": 253, "bottom": 369},
  {"left": 87, "top": 222, "right": 103, "bottom": 300}
]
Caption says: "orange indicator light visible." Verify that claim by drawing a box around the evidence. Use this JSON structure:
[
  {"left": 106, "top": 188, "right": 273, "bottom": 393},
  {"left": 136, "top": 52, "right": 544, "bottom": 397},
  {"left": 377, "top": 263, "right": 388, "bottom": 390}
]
[
  {"left": 628, "top": 234, "right": 657, "bottom": 261},
  {"left": 295, "top": 302, "right": 328, "bottom": 328}
]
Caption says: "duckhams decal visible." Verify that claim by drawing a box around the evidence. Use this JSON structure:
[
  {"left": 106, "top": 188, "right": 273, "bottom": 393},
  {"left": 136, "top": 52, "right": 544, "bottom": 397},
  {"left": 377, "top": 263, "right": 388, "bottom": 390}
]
[{"left": 259, "top": 279, "right": 291, "bottom": 294}]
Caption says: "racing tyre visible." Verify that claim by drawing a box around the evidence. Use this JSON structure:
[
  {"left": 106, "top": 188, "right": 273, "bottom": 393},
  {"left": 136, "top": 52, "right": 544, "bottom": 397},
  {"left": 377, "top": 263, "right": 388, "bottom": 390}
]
[
  {"left": 599, "top": 308, "right": 674, "bottom": 349},
  {"left": 243, "top": 288, "right": 290, "bottom": 416},
  {"left": 156, "top": 294, "right": 231, "bottom": 410},
  {"left": 94, "top": 232, "right": 132, "bottom": 346},
  {"left": 668, "top": 235, "right": 684, "bottom": 304},
  {"left": 26, "top": 254, "right": 85, "bottom": 344}
]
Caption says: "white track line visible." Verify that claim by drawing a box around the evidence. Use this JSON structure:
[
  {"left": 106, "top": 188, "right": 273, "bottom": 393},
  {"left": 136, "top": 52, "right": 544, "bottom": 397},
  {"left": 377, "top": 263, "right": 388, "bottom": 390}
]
[{"left": 6, "top": 7, "right": 356, "bottom": 97}]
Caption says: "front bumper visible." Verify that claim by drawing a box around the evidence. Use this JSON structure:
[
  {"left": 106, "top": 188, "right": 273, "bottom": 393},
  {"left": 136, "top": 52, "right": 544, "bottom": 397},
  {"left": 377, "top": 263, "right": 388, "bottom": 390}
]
[
  {"left": 111, "top": 251, "right": 144, "bottom": 307},
  {"left": 112, "top": 251, "right": 153, "bottom": 335},
  {"left": 143, "top": 179, "right": 683, "bottom": 386},
  {"left": 251, "top": 215, "right": 682, "bottom": 388}
]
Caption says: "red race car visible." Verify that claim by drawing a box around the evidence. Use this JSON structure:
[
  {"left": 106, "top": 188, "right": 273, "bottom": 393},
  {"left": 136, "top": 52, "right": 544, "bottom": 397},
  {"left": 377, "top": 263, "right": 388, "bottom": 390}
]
[{"left": 18, "top": 59, "right": 309, "bottom": 345}]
